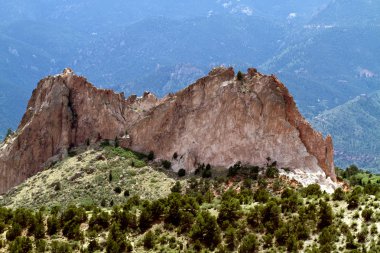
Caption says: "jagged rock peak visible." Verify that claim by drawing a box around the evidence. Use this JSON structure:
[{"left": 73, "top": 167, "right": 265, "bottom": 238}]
[
  {"left": 0, "top": 67, "right": 337, "bottom": 194},
  {"left": 62, "top": 67, "right": 74, "bottom": 75}
]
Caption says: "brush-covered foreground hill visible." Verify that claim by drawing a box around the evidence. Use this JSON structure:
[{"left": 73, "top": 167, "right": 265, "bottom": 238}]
[
  {"left": 0, "top": 146, "right": 175, "bottom": 210},
  {"left": 0, "top": 145, "right": 380, "bottom": 252},
  {"left": 312, "top": 91, "right": 380, "bottom": 171}
]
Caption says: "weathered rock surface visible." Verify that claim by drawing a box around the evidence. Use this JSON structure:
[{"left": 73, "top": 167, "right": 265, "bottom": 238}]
[{"left": 0, "top": 67, "right": 336, "bottom": 193}]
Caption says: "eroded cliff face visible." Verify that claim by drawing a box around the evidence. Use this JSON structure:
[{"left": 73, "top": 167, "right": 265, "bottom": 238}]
[{"left": 0, "top": 68, "right": 336, "bottom": 193}]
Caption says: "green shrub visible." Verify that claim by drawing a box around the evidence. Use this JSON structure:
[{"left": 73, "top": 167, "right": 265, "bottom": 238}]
[
  {"left": 347, "top": 191, "right": 360, "bottom": 209},
  {"left": 9, "top": 236, "right": 32, "bottom": 253},
  {"left": 237, "top": 71, "right": 244, "bottom": 81},
  {"left": 143, "top": 230, "right": 155, "bottom": 249},
  {"left": 263, "top": 234, "right": 273, "bottom": 248},
  {"left": 364, "top": 183, "right": 380, "bottom": 195},
  {"left": 132, "top": 159, "right": 146, "bottom": 168},
  {"left": 318, "top": 201, "right": 334, "bottom": 230},
  {"left": 362, "top": 208, "right": 374, "bottom": 222},
  {"left": 280, "top": 191, "right": 300, "bottom": 213},
  {"left": 178, "top": 169, "right": 186, "bottom": 177},
  {"left": 178, "top": 210, "right": 195, "bottom": 233},
  {"left": 0, "top": 207, "right": 13, "bottom": 225},
  {"left": 124, "top": 195, "right": 141, "bottom": 210},
  {"left": 371, "top": 224, "right": 378, "bottom": 235},
  {"left": 106, "top": 224, "right": 131, "bottom": 253},
  {"left": 162, "top": 160, "right": 172, "bottom": 169},
  {"left": 139, "top": 206, "right": 154, "bottom": 232},
  {"left": 357, "top": 226, "right": 368, "bottom": 243},
  {"left": 114, "top": 186, "right": 122, "bottom": 194},
  {"left": 107, "top": 147, "right": 146, "bottom": 160},
  {"left": 228, "top": 162, "right": 242, "bottom": 177},
  {"left": 195, "top": 163, "right": 212, "bottom": 178},
  {"left": 87, "top": 239, "right": 100, "bottom": 252},
  {"left": 89, "top": 210, "right": 110, "bottom": 232},
  {"left": 247, "top": 205, "right": 263, "bottom": 228},
  {"left": 189, "top": 210, "right": 221, "bottom": 249},
  {"left": 254, "top": 188, "right": 270, "bottom": 203},
  {"left": 224, "top": 226, "right": 236, "bottom": 250},
  {"left": 47, "top": 215, "right": 60, "bottom": 236},
  {"left": 6, "top": 222, "right": 22, "bottom": 241},
  {"left": 319, "top": 226, "right": 337, "bottom": 245},
  {"left": 295, "top": 222, "right": 310, "bottom": 241},
  {"left": 50, "top": 206, "right": 61, "bottom": 216},
  {"left": 332, "top": 188, "right": 346, "bottom": 201},
  {"left": 217, "top": 198, "right": 241, "bottom": 228},
  {"left": 345, "top": 231, "right": 357, "bottom": 250},
  {"left": 35, "top": 239, "right": 47, "bottom": 252},
  {"left": 203, "top": 164, "right": 212, "bottom": 178},
  {"left": 28, "top": 211, "right": 45, "bottom": 239},
  {"left": 13, "top": 208, "right": 33, "bottom": 228},
  {"left": 275, "top": 224, "right": 289, "bottom": 246},
  {"left": 4, "top": 128, "right": 13, "bottom": 141},
  {"left": 262, "top": 201, "right": 282, "bottom": 233},
  {"left": 115, "top": 210, "right": 137, "bottom": 231},
  {"left": 54, "top": 182, "right": 61, "bottom": 191},
  {"left": 171, "top": 182, "right": 182, "bottom": 193},
  {"left": 68, "top": 149, "right": 77, "bottom": 157},
  {"left": 286, "top": 234, "right": 299, "bottom": 252},
  {"left": 239, "top": 233, "right": 257, "bottom": 253},
  {"left": 302, "top": 184, "right": 322, "bottom": 197},
  {"left": 61, "top": 206, "right": 87, "bottom": 240},
  {"left": 100, "top": 139, "right": 111, "bottom": 147},
  {"left": 273, "top": 179, "right": 282, "bottom": 191},
  {"left": 51, "top": 241, "right": 72, "bottom": 253},
  {"left": 0, "top": 221, "right": 6, "bottom": 233},
  {"left": 265, "top": 166, "right": 279, "bottom": 178},
  {"left": 147, "top": 151, "right": 155, "bottom": 161},
  {"left": 258, "top": 178, "right": 268, "bottom": 188},
  {"left": 151, "top": 200, "right": 165, "bottom": 221},
  {"left": 340, "top": 223, "right": 350, "bottom": 235},
  {"left": 165, "top": 194, "right": 182, "bottom": 226}
]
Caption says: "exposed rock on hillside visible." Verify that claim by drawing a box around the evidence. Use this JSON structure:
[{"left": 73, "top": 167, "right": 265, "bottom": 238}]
[{"left": 0, "top": 67, "right": 336, "bottom": 193}]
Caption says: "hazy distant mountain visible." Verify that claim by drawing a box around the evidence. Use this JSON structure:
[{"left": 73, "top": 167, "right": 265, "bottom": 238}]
[
  {"left": 0, "top": 0, "right": 331, "bottom": 26},
  {"left": 310, "top": 0, "right": 380, "bottom": 26},
  {"left": 0, "top": 0, "right": 379, "bottom": 143},
  {"left": 262, "top": 26, "right": 380, "bottom": 117},
  {"left": 262, "top": 0, "right": 380, "bottom": 117},
  {"left": 0, "top": 14, "right": 286, "bottom": 130},
  {"left": 312, "top": 91, "right": 380, "bottom": 171}
]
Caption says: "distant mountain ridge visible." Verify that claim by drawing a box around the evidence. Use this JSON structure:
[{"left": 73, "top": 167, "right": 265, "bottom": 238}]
[
  {"left": 262, "top": 0, "right": 380, "bottom": 117},
  {"left": 0, "top": 0, "right": 348, "bottom": 137},
  {"left": 312, "top": 91, "right": 380, "bottom": 171},
  {"left": 310, "top": 0, "right": 380, "bottom": 26}
]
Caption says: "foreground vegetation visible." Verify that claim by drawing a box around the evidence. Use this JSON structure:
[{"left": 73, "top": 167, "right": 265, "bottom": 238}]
[{"left": 1, "top": 145, "right": 380, "bottom": 252}]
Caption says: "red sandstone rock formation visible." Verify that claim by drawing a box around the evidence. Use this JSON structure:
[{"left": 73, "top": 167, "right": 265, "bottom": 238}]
[{"left": 0, "top": 67, "right": 336, "bottom": 193}]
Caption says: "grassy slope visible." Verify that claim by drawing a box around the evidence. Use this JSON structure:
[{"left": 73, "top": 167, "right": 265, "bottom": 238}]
[
  {"left": 2, "top": 146, "right": 380, "bottom": 252},
  {"left": 1, "top": 147, "right": 176, "bottom": 209}
]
